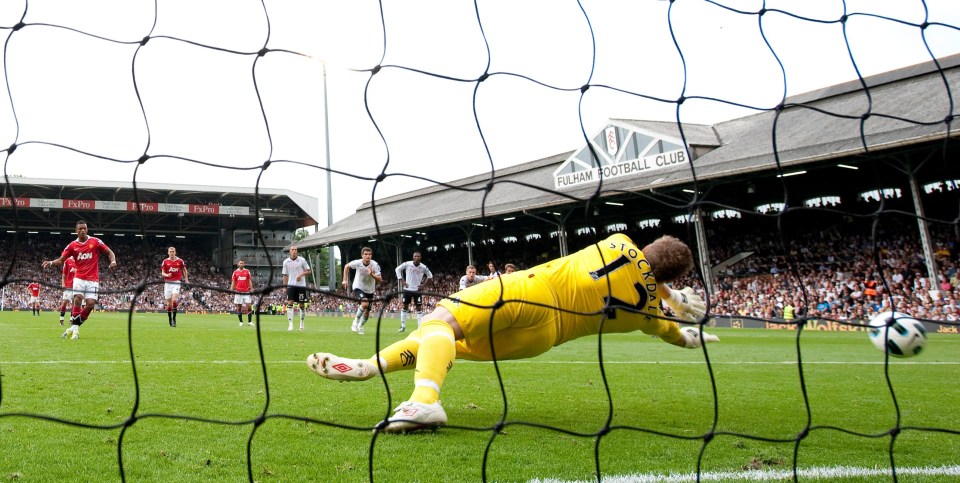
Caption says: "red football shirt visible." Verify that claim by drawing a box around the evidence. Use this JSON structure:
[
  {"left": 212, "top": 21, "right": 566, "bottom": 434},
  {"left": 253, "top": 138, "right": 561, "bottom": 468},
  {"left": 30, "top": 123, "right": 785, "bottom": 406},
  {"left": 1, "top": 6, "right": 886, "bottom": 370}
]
[
  {"left": 62, "top": 257, "right": 77, "bottom": 289},
  {"left": 232, "top": 268, "right": 252, "bottom": 292},
  {"left": 28, "top": 282, "right": 40, "bottom": 297},
  {"left": 161, "top": 257, "right": 187, "bottom": 282},
  {"left": 61, "top": 237, "right": 110, "bottom": 282}
]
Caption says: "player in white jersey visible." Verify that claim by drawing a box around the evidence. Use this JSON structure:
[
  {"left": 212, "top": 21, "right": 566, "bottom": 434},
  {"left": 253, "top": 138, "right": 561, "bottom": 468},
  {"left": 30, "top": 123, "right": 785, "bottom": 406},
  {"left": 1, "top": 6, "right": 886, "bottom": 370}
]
[
  {"left": 282, "top": 246, "right": 312, "bottom": 331},
  {"left": 458, "top": 265, "right": 490, "bottom": 290},
  {"left": 342, "top": 246, "right": 382, "bottom": 335},
  {"left": 395, "top": 251, "right": 433, "bottom": 332}
]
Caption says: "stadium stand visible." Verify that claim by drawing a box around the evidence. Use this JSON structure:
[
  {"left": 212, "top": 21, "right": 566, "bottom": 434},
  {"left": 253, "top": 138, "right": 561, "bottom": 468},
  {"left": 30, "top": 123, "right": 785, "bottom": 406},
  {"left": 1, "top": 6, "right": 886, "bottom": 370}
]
[
  {"left": 4, "top": 217, "right": 959, "bottom": 330},
  {"left": 296, "top": 53, "right": 960, "bottom": 272},
  {"left": 0, "top": 179, "right": 320, "bottom": 316}
]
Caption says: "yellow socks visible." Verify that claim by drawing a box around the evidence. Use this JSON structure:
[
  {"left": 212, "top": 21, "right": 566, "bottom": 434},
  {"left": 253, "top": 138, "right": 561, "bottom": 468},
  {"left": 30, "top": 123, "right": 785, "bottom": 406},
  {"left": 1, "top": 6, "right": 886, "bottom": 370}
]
[
  {"left": 359, "top": 320, "right": 457, "bottom": 404},
  {"left": 410, "top": 319, "right": 456, "bottom": 404},
  {"left": 369, "top": 333, "right": 422, "bottom": 374}
]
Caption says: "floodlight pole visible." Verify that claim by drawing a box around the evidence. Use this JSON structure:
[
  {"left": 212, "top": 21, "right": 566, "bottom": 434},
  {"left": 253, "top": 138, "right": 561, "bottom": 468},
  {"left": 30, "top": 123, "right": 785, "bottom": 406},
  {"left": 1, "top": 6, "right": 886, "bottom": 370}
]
[
  {"left": 908, "top": 170, "right": 940, "bottom": 292},
  {"left": 323, "top": 63, "right": 337, "bottom": 291},
  {"left": 692, "top": 209, "right": 715, "bottom": 296}
]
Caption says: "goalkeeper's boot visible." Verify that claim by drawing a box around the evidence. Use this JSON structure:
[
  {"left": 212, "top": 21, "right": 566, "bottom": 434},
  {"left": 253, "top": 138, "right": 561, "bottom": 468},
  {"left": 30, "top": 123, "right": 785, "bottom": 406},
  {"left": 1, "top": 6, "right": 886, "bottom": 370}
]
[
  {"left": 381, "top": 400, "right": 447, "bottom": 433},
  {"left": 307, "top": 353, "right": 378, "bottom": 381}
]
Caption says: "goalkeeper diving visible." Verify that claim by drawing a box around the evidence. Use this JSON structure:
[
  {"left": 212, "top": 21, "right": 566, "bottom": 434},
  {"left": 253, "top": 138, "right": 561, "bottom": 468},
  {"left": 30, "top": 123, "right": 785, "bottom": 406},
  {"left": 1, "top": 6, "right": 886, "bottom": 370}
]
[{"left": 307, "top": 233, "right": 717, "bottom": 433}]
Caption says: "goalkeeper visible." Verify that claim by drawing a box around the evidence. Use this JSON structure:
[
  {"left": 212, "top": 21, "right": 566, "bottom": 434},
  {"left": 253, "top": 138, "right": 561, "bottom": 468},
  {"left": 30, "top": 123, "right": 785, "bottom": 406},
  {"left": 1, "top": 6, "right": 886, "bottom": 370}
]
[{"left": 308, "top": 233, "right": 717, "bottom": 433}]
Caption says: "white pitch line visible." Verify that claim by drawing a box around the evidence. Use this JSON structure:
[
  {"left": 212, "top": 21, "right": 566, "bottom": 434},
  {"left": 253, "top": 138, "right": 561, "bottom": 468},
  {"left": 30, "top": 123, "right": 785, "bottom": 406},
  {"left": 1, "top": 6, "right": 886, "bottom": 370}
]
[
  {"left": 1, "top": 360, "right": 958, "bottom": 365},
  {"left": 531, "top": 464, "right": 960, "bottom": 482},
  {"left": 500, "top": 360, "right": 960, "bottom": 365}
]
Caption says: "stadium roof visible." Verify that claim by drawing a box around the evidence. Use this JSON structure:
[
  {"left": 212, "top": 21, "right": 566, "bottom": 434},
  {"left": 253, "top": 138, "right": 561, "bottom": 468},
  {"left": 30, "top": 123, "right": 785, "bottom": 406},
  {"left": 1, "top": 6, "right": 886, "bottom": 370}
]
[
  {"left": 0, "top": 177, "right": 319, "bottom": 235},
  {"left": 296, "top": 53, "right": 960, "bottom": 250}
]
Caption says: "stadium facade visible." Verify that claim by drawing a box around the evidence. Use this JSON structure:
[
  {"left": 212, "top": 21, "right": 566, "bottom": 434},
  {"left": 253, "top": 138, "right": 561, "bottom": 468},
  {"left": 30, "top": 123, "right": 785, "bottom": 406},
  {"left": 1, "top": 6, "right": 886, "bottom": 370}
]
[{"left": 298, "top": 53, "right": 960, "bottom": 293}]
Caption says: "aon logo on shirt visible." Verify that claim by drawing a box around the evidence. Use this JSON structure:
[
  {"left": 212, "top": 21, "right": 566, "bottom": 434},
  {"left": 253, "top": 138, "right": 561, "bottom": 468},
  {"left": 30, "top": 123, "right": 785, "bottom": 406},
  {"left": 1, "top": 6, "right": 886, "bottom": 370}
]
[{"left": 77, "top": 252, "right": 93, "bottom": 261}]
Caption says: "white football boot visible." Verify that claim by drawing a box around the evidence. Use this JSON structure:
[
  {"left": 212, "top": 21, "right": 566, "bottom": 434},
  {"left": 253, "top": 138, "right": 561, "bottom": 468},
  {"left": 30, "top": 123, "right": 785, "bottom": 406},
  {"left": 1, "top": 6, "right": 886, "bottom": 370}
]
[
  {"left": 306, "top": 353, "right": 378, "bottom": 381},
  {"left": 381, "top": 401, "right": 447, "bottom": 433}
]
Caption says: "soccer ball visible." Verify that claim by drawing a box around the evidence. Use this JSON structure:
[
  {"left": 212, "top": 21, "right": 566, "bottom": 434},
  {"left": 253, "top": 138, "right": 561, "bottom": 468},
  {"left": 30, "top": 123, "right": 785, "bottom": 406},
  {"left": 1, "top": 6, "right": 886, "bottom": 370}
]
[{"left": 867, "top": 311, "right": 927, "bottom": 358}]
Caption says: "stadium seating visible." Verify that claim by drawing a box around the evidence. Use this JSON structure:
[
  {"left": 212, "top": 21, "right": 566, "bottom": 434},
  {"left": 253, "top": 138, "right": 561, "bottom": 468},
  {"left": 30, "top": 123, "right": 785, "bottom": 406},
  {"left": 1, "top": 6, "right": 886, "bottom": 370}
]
[{"left": 3, "top": 222, "right": 957, "bottom": 323}]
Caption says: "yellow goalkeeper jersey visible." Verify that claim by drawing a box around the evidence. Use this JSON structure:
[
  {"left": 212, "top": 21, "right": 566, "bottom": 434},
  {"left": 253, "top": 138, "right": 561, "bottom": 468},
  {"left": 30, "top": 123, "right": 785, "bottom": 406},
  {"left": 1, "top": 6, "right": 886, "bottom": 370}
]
[
  {"left": 536, "top": 233, "right": 682, "bottom": 346},
  {"left": 441, "top": 233, "right": 685, "bottom": 361}
]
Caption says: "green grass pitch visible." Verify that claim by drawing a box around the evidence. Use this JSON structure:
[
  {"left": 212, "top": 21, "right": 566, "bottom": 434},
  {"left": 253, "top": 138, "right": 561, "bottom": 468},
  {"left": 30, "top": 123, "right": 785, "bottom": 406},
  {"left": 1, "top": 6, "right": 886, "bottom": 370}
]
[{"left": 1, "top": 311, "right": 958, "bottom": 482}]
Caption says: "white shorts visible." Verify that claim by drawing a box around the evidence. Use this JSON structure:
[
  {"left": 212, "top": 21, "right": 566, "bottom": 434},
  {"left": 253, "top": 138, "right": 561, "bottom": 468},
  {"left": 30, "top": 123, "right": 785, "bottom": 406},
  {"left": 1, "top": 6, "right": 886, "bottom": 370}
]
[
  {"left": 72, "top": 279, "right": 100, "bottom": 301},
  {"left": 29, "top": 296, "right": 39, "bottom": 304},
  {"left": 233, "top": 294, "right": 252, "bottom": 305},
  {"left": 164, "top": 282, "right": 183, "bottom": 299},
  {"left": 61, "top": 290, "right": 75, "bottom": 302}
]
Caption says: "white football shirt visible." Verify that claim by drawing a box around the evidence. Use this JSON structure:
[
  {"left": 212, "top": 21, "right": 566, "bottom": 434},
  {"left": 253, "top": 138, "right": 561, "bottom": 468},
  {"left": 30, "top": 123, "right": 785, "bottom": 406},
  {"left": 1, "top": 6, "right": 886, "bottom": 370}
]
[
  {"left": 347, "top": 259, "right": 381, "bottom": 293},
  {"left": 282, "top": 256, "right": 311, "bottom": 287},
  {"left": 395, "top": 261, "right": 433, "bottom": 291},
  {"left": 459, "top": 273, "right": 490, "bottom": 290}
]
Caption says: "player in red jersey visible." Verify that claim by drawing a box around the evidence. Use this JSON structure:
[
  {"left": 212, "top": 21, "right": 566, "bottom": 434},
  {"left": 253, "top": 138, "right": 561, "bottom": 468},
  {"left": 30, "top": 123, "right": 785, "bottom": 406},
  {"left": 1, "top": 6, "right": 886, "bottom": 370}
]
[
  {"left": 230, "top": 259, "right": 255, "bottom": 326},
  {"left": 27, "top": 282, "right": 41, "bottom": 316},
  {"left": 42, "top": 220, "right": 117, "bottom": 339},
  {"left": 59, "top": 256, "right": 77, "bottom": 325},
  {"left": 161, "top": 246, "right": 188, "bottom": 327}
]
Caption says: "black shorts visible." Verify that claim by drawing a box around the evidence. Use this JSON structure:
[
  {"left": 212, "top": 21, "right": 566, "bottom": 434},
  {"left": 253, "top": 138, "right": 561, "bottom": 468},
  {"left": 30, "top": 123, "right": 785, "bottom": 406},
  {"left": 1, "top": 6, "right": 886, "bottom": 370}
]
[
  {"left": 401, "top": 290, "right": 423, "bottom": 307},
  {"left": 353, "top": 288, "right": 375, "bottom": 301},
  {"left": 286, "top": 286, "right": 307, "bottom": 304}
]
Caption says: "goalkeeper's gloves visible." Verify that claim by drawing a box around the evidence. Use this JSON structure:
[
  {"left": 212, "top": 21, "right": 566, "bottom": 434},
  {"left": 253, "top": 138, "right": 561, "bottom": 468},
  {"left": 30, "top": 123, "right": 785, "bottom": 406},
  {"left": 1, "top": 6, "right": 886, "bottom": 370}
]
[
  {"left": 679, "top": 326, "right": 720, "bottom": 349},
  {"left": 663, "top": 286, "right": 706, "bottom": 322}
]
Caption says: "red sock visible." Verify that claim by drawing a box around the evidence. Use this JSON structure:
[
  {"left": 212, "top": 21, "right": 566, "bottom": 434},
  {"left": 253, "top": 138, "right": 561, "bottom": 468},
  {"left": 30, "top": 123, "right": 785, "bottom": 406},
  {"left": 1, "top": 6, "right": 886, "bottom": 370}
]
[
  {"left": 80, "top": 306, "right": 92, "bottom": 321},
  {"left": 71, "top": 306, "right": 82, "bottom": 317}
]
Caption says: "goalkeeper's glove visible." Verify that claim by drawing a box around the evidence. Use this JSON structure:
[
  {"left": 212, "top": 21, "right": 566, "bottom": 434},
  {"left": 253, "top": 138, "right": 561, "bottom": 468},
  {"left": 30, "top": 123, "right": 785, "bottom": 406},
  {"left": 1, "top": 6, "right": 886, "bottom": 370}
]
[
  {"left": 663, "top": 286, "right": 706, "bottom": 322},
  {"left": 679, "top": 326, "right": 720, "bottom": 349}
]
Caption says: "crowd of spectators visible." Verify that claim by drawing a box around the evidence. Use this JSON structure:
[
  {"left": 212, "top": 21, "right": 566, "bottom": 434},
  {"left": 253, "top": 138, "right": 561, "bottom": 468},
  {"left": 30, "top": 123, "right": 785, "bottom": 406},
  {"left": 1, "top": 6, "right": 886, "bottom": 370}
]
[
  {"left": 678, "top": 220, "right": 960, "bottom": 323},
  {"left": 3, "top": 219, "right": 958, "bottom": 324}
]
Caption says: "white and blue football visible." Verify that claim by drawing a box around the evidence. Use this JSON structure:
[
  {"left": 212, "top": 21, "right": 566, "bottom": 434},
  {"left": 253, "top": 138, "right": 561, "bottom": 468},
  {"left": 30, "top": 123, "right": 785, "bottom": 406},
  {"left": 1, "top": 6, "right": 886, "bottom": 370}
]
[{"left": 868, "top": 311, "right": 927, "bottom": 358}]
